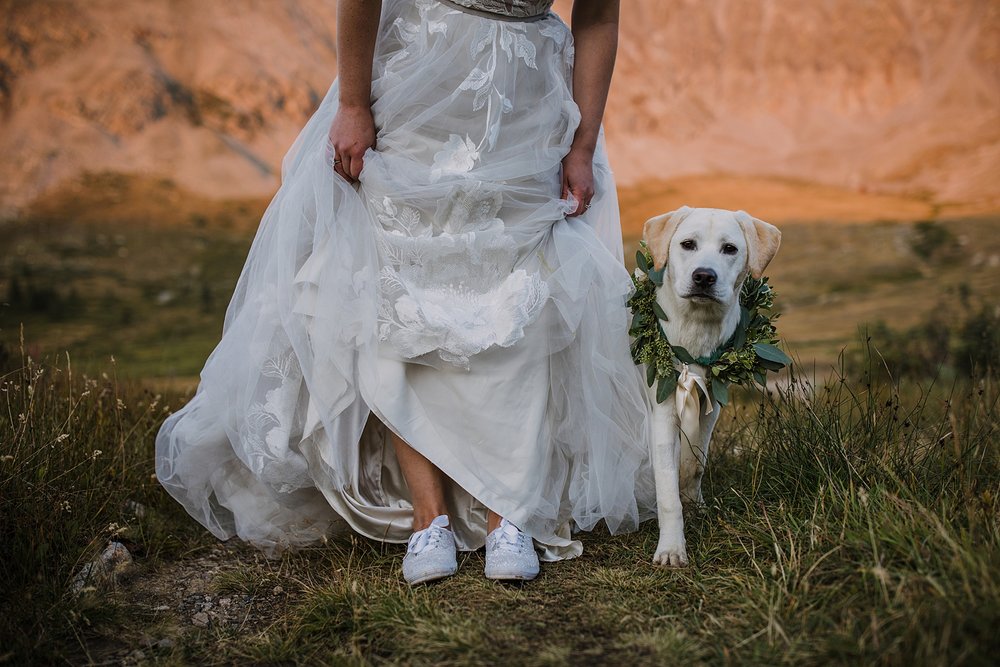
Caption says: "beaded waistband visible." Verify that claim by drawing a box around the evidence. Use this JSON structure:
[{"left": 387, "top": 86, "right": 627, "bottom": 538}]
[{"left": 436, "top": 0, "right": 552, "bottom": 23}]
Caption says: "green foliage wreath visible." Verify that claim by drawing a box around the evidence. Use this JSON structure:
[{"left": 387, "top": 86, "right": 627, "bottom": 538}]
[{"left": 628, "top": 240, "right": 791, "bottom": 406}]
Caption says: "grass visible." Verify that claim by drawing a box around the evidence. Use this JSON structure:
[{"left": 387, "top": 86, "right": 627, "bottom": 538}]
[{"left": 1, "top": 330, "right": 996, "bottom": 665}]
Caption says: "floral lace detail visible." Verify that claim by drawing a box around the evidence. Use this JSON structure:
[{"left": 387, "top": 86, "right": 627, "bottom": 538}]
[
  {"left": 383, "top": 0, "right": 568, "bottom": 154},
  {"left": 383, "top": 0, "right": 452, "bottom": 83},
  {"left": 370, "top": 183, "right": 550, "bottom": 369},
  {"left": 537, "top": 21, "right": 574, "bottom": 77},
  {"left": 431, "top": 134, "right": 481, "bottom": 181},
  {"left": 458, "top": 18, "right": 541, "bottom": 150},
  {"left": 240, "top": 348, "right": 309, "bottom": 493}
]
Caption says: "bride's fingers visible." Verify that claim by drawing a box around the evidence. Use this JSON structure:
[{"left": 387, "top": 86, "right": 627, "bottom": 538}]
[
  {"left": 563, "top": 175, "right": 584, "bottom": 217},
  {"left": 566, "top": 186, "right": 584, "bottom": 217},
  {"left": 347, "top": 153, "right": 364, "bottom": 180},
  {"left": 333, "top": 157, "right": 350, "bottom": 182},
  {"left": 342, "top": 154, "right": 356, "bottom": 182}
]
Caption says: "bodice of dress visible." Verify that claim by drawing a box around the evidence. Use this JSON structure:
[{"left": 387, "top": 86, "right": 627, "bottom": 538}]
[{"left": 437, "top": 0, "right": 556, "bottom": 21}]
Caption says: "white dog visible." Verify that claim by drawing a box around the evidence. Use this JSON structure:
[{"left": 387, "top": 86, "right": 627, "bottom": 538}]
[{"left": 640, "top": 206, "right": 781, "bottom": 567}]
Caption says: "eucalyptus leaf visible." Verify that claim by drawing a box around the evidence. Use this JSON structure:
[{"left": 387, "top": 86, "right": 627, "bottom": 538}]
[
  {"left": 732, "top": 311, "right": 748, "bottom": 350},
  {"left": 646, "top": 362, "right": 656, "bottom": 388},
  {"left": 636, "top": 250, "right": 649, "bottom": 272},
  {"left": 656, "top": 373, "right": 677, "bottom": 403},
  {"left": 759, "top": 358, "right": 785, "bottom": 372},
  {"left": 710, "top": 379, "right": 729, "bottom": 406},
  {"left": 647, "top": 267, "right": 665, "bottom": 286},
  {"left": 673, "top": 346, "right": 695, "bottom": 364},
  {"left": 651, "top": 300, "right": 668, "bottom": 321},
  {"left": 753, "top": 342, "right": 791, "bottom": 366}
]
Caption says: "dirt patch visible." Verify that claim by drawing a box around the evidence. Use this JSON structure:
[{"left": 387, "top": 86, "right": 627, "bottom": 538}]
[{"left": 91, "top": 542, "right": 298, "bottom": 665}]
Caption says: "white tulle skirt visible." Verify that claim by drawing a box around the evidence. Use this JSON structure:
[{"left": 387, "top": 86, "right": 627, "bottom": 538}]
[{"left": 154, "top": 0, "right": 655, "bottom": 561}]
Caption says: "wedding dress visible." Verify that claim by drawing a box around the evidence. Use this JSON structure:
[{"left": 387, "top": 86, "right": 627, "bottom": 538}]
[{"left": 154, "top": 0, "right": 655, "bottom": 561}]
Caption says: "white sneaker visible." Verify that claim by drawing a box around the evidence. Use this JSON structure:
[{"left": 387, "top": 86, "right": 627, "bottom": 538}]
[
  {"left": 485, "top": 517, "right": 539, "bottom": 581},
  {"left": 402, "top": 514, "right": 458, "bottom": 585}
]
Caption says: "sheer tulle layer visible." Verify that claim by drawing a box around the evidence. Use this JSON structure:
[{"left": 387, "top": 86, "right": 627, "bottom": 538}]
[{"left": 154, "top": 0, "right": 655, "bottom": 561}]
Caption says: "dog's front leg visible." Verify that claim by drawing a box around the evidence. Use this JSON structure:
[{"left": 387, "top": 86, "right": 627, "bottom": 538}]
[
  {"left": 679, "top": 398, "right": 721, "bottom": 507},
  {"left": 650, "top": 398, "right": 688, "bottom": 567}
]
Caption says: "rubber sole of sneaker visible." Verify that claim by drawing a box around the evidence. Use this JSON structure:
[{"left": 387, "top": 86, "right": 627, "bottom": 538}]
[
  {"left": 484, "top": 569, "right": 539, "bottom": 581},
  {"left": 405, "top": 567, "right": 458, "bottom": 586}
]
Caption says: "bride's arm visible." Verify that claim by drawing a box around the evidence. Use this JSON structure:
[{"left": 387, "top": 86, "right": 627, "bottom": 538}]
[
  {"left": 329, "top": 0, "right": 383, "bottom": 182},
  {"left": 562, "top": 0, "right": 620, "bottom": 217}
]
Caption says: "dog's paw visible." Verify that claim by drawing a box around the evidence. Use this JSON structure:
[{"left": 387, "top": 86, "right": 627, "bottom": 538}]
[{"left": 652, "top": 540, "right": 689, "bottom": 568}]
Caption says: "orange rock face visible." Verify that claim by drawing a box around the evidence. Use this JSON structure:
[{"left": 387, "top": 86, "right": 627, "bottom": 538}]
[{"left": 1, "top": 0, "right": 998, "bottom": 215}]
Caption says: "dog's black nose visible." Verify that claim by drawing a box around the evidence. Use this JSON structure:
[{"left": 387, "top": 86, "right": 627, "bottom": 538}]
[{"left": 692, "top": 268, "right": 717, "bottom": 287}]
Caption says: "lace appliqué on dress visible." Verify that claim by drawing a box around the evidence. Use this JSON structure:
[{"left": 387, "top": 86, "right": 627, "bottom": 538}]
[
  {"left": 240, "top": 348, "right": 310, "bottom": 493},
  {"left": 384, "top": 2, "right": 567, "bottom": 153},
  {"left": 370, "top": 184, "right": 549, "bottom": 370}
]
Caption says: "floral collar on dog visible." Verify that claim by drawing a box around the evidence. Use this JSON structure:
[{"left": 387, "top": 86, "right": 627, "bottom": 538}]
[{"left": 627, "top": 240, "right": 791, "bottom": 406}]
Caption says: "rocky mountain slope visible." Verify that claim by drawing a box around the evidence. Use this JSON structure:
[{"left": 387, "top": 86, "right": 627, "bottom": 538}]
[
  {"left": 1, "top": 0, "right": 998, "bottom": 217},
  {"left": 604, "top": 0, "right": 1000, "bottom": 209}
]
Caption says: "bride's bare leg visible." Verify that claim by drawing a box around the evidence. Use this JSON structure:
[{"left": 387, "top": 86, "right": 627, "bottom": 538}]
[
  {"left": 385, "top": 421, "right": 506, "bottom": 534},
  {"left": 389, "top": 431, "right": 450, "bottom": 532}
]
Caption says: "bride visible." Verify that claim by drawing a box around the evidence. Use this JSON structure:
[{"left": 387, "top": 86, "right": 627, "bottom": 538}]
[{"left": 155, "top": 0, "right": 654, "bottom": 585}]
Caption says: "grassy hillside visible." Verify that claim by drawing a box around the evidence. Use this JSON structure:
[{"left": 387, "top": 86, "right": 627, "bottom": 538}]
[
  {"left": 0, "top": 175, "right": 265, "bottom": 380},
  {"left": 3, "top": 174, "right": 998, "bottom": 383}
]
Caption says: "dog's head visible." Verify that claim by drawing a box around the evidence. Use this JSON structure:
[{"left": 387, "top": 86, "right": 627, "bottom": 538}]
[{"left": 642, "top": 206, "right": 781, "bottom": 307}]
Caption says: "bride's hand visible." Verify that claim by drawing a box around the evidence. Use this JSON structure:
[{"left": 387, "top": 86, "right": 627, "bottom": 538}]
[
  {"left": 328, "top": 102, "right": 377, "bottom": 183},
  {"left": 561, "top": 146, "right": 595, "bottom": 217}
]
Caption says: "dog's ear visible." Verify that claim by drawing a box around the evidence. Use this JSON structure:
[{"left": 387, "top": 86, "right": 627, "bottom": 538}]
[
  {"left": 643, "top": 205, "right": 694, "bottom": 271},
  {"left": 734, "top": 210, "right": 781, "bottom": 278}
]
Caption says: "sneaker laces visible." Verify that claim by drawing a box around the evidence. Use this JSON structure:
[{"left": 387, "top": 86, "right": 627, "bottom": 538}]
[
  {"left": 492, "top": 518, "right": 527, "bottom": 552},
  {"left": 407, "top": 514, "right": 451, "bottom": 556}
]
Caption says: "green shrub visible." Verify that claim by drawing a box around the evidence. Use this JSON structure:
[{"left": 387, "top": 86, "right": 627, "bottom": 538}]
[
  {"left": 955, "top": 306, "right": 1000, "bottom": 375},
  {"left": 909, "top": 220, "right": 961, "bottom": 263},
  {"left": 852, "top": 291, "right": 999, "bottom": 380}
]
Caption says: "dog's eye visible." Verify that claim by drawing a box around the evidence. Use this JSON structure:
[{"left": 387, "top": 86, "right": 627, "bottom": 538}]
[
  {"left": 680, "top": 239, "right": 697, "bottom": 251},
  {"left": 721, "top": 243, "right": 738, "bottom": 255}
]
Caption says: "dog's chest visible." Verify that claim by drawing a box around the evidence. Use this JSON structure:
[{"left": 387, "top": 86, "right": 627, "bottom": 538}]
[{"left": 656, "top": 296, "right": 740, "bottom": 360}]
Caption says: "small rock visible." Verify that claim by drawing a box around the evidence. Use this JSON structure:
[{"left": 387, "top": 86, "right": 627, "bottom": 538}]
[
  {"left": 124, "top": 500, "right": 147, "bottom": 518},
  {"left": 272, "top": 585, "right": 284, "bottom": 595},
  {"left": 191, "top": 612, "right": 210, "bottom": 628},
  {"left": 70, "top": 541, "right": 134, "bottom": 595},
  {"left": 156, "top": 638, "right": 176, "bottom": 649},
  {"left": 218, "top": 597, "right": 231, "bottom": 607}
]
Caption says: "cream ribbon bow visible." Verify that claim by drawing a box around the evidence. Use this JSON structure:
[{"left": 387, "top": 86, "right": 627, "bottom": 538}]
[{"left": 674, "top": 363, "right": 714, "bottom": 447}]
